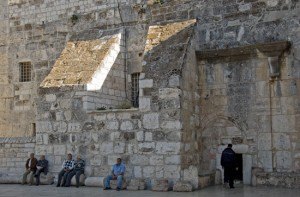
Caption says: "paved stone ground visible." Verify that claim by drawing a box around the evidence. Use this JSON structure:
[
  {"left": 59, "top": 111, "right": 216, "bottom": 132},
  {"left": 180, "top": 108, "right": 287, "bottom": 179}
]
[{"left": 0, "top": 184, "right": 300, "bottom": 197}]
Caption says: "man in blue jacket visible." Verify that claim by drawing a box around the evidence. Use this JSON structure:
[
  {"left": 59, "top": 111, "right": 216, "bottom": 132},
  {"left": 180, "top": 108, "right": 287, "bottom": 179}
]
[
  {"left": 221, "top": 144, "right": 236, "bottom": 189},
  {"left": 104, "top": 158, "right": 125, "bottom": 191}
]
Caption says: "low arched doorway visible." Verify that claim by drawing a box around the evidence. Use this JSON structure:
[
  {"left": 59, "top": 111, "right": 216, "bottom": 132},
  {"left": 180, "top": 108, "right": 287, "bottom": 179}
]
[{"left": 199, "top": 117, "right": 253, "bottom": 185}]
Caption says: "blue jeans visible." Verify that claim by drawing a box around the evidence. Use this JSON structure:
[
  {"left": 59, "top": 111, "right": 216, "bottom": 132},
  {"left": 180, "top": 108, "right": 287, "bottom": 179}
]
[{"left": 105, "top": 175, "right": 123, "bottom": 188}]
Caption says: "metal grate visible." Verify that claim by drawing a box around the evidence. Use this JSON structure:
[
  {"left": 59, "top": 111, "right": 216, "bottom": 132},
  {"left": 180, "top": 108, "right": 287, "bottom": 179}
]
[
  {"left": 19, "top": 62, "right": 32, "bottom": 82},
  {"left": 131, "top": 73, "right": 140, "bottom": 108}
]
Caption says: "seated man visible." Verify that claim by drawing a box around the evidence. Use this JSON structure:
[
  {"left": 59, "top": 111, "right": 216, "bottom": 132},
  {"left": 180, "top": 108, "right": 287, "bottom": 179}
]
[
  {"left": 34, "top": 155, "right": 48, "bottom": 186},
  {"left": 56, "top": 153, "right": 74, "bottom": 187},
  {"left": 22, "top": 153, "right": 38, "bottom": 185},
  {"left": 104, "top": 158, "right": 126, "bottom": 191},
  {"left": 65, "top": 155, "right": 85, "bottom": 187}
]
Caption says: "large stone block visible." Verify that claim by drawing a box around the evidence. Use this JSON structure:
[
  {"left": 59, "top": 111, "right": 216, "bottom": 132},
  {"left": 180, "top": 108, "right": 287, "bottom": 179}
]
[
  {"left": 120, "top": 121, "right": 133, "bottom": 131},
  {"left": 273, "top": 133, "right": 291, "bottom": 150},
  {"left": 139, "top": 97, "right": 151, "bottom": 111},
  {"left": 26, "top": 173, "right": 54, "bottom": 185},
  {"left": 143, "top": 113, "right": 159, "bottom": 129},
  {"left": 161, "top": 120, "right": 182, "bottom": 130},
  {"left": 85, "top": 177, "right": 105, "bottom": 187},
  {"left": 258, "top": 133, "right": 272, "bottom": 151},
  {"left": 275, "top": 151, "right": 292, "bottom": 172},
  {"left": 139, "top": 79, "right": 153, "bottom": 88},
  {"left": 127, "top": 179, "right": 146, "bottom": 191},
  {"left": 152, "top": 179, "right": 170, "bottom": 192},
  {"left": 173, "top": 181, "right": 193, "bottom": 192},
  {"left": 164, "top": 165, "right": 180, "bottom": 179},
  {"left": 70, "top": 174, "right": 85, "bottom": 186},
  {"left": 159, "top": 88, "right": 181, "bottom": 99},
  {"left": 106, "top": 121, "right": 119, "bottom": 130},
  {"left": 53, "top": 145, "right": 66, "bottom": 155},
  {"left": 156, "top": 142, "right": 181, "bottom": 154}
]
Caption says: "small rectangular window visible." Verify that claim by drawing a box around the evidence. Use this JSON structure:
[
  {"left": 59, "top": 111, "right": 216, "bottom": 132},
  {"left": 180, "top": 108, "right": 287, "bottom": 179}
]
[
  {"left": 131, "top": 73, "right": 140, "bottom": 108},
  {"left": 19, "top": 62, "right": 32, "bottom": 82}
]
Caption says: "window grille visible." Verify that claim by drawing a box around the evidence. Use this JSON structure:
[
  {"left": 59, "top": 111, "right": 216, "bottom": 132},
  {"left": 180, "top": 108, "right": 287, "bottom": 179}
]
[
  {"left": 19, "top": 62, "right": 32, "bottom": 82},
  {"left": 131, "top": 73, "right": 140, "bottom": 108}
]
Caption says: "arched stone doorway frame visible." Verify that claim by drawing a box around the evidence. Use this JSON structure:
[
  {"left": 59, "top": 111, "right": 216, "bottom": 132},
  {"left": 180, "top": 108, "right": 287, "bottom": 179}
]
[{"left": 199, "top": 114, "right": 254, "bottom": 185}]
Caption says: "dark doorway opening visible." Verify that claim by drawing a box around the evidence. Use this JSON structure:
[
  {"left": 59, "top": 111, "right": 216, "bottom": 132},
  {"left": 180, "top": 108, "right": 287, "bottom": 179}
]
[{"left": 235, "top": 154, "right": 243, "bottom": 181}]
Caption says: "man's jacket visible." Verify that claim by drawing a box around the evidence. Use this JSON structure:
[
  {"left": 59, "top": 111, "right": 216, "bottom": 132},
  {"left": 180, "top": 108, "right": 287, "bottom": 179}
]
[
  {"left": 37, "top": 159, "right": 49, "bottom": 174},
  {"left": 25, "top": 158, "right": 38, "bottom": 171},
  {"left": 221, "top": 148, "right": 236, "bottom": 167}
]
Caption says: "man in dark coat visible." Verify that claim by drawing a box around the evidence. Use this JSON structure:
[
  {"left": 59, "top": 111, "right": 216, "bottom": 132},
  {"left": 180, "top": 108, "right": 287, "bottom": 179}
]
[
  {"left": 22, "top": 153, "right": 38, "bottom": 185},
  {"left": 221, "top": 144, "right": 236, "bottom": 188},
  {"left": 34, "top": 155, "right": 48, "bottom": 186}
]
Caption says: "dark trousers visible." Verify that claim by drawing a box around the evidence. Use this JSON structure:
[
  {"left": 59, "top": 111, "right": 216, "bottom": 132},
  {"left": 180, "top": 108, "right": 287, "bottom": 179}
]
[
  {"left": 65, "top": 170, "right": 84, "bottom": 187},
  {"left": 34, "top": 169, "right": 45, "bottom": 185},
  {"left": 224, "top": 166, "right": 235, "bottom": 188},
  {"left": 57, "top": 169, "right": 71, "bottom": 186}
]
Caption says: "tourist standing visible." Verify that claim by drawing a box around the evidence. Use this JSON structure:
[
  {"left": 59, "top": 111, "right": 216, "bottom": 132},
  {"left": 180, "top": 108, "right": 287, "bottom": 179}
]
[{"left": 221, "top": 144, "right": 236, "bottom": 189}]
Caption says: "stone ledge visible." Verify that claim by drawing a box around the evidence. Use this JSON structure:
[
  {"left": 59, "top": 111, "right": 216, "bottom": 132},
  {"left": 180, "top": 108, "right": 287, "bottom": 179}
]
[
  {"left": 87, "top": 108, "right": 139, "bottom": 114},
  {"left": 0, "top": 173, "right": 54, "bottom": 185},
  {"left": 0, "top": 137, "right": 36, "bottom": 144},
  {"left": 254, "top": 171, "right": 300, "bottom": 189},
  {"left": 196, "top": 41, "right": 291, "bottom": 61}
]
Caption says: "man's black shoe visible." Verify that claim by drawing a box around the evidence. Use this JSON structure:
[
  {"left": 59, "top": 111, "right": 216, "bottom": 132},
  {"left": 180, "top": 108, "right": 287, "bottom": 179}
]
[
  {"left": 103, "top": 187, "right": 111, "bottom": 190},
  {"left": 56, "top": 185, "right": 60, "bottom": 187},
  {"left": 116, "top": 187, "right": 121, "bottom": 191}
]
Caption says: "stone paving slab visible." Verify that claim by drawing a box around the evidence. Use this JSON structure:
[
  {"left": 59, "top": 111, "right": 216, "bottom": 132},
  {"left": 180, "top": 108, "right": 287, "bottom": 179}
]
[{"left": 0, "top": 185, "right": 300, "bottom": 197}]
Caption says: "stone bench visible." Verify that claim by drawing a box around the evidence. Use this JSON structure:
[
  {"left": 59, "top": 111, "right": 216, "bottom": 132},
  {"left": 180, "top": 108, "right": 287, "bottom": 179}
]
[
  {"left": 85, "top": 177, "right": 105, "bottom": 187},
  {"left": 26, "top": 173, "right": 54, "bottom": 185},
  {"left": 0, "top": 173, "right": 54, "bottom": 185},
  {"left": 127, "top": 179, "right": 146, "bottom": 191},
  {"left": 0, "top": 175, "right": 22, "bottom": 184},
  {"left": 110, "top": 179, "right": 127, "bottom": 190},
  {"left": 84, "top": 176, "right": 127, "bottom": 189},
  {"left": 70, "top": 174, "right": 85, "bottom": 186}
]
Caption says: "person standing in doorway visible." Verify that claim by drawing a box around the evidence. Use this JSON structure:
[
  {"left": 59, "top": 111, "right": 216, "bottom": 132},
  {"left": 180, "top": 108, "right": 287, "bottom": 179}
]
[{"left": 221, "top": 144, "right": 236, "bottom": 189}]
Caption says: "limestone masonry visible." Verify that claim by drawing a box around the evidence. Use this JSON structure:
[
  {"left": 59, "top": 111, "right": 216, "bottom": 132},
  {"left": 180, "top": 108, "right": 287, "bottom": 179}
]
[{"left": 0, "top": 0, "right": 300, "bottom": 190}]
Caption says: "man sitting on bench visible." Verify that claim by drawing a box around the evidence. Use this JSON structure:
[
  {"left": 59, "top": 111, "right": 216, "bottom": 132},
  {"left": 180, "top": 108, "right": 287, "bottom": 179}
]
[
  {"left": 104, "top": 158, "right": 125, "bottom": 191},
  {"left": 34, "top": 155, "right": 48, "bottom": 186},
  {"left": 65, "top": 155, "right": 85, "bottom": 188}
]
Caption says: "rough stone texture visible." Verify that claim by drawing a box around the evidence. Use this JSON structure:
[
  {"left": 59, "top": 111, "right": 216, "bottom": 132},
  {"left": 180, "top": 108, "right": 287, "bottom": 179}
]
[
  {"left": 84, "top": 177, "right": 105, "bottom": 187},
  {"left": 0, "top": 0, "right": 300, "bottom": 190},
  {"left": 110, "top": 179, "right": 127, "bottom": 190},
  {"left": 27, "top": 173, "right": 54, "bottom": 185},
  {"left": 151, "top": 179, "right": 170, "bottom": 192},
  {"left": 126, "top": 179, "right": 146, "bottom": 191},
  {"left": 70, "top": 174, "right": 85, "bottom": 186},
  {"left": 173, "top": 181, "right": 193, "bottom": 192}
]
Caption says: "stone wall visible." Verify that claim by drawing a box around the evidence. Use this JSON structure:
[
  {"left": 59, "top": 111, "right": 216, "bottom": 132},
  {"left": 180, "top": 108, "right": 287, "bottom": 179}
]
[
  {"left": 36, "top": 86, "right": 184, "bottom": 188},
  {"left": 1, "top": 0, "right": 300, "bottom": 190},
  {"left": 0, "top": 137, "right": 35, "bottom": 176},
  {"left": 196, "top": 0, "right": 300, "bottom": 187}
]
